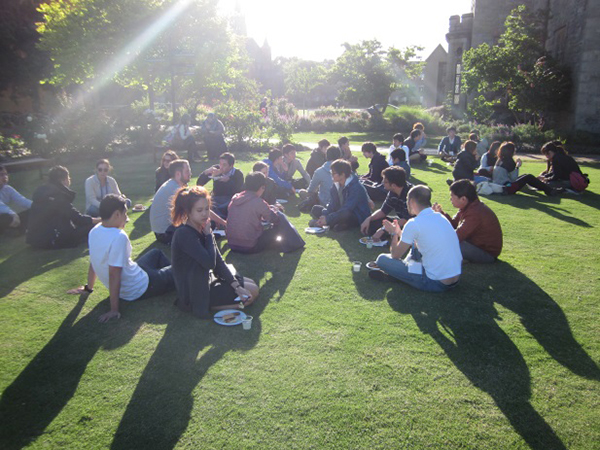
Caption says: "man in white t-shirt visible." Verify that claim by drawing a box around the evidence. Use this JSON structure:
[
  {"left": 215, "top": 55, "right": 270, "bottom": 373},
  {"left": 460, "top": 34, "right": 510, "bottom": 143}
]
[
  {"left": 68, "top": 194, "right": 174, "bottom": 322},
  {"left": 370, "top": 185, "right": 462, "bottom": 292}
]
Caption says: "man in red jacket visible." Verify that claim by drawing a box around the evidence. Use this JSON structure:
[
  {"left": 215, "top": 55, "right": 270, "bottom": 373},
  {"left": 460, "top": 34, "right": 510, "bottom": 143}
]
[{"left": 433, "top": 179, "right": 503, "bottom": 263}]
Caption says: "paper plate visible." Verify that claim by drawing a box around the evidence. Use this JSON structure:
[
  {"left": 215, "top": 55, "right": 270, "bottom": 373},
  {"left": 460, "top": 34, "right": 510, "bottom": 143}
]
[
  {"left": 131, "top": 205, "right": 147, "bottom": 212},
  {"left": 366, "top": 261, "right": 382, "bottom": 271},
  {"left": 214, "top": 309, "right": 247, "bottom": 326},
  {"left": 305, "top": 227, "right": 328, "bottom": 234},
  {"left": 213, "top": 229, "right": 226, "bottom": 237},
  {"left": 359, "top": 237, "right": 388, "bottom": 247},
  {"left": 276, "top": 199, "right": 288, "bottom": 204}
]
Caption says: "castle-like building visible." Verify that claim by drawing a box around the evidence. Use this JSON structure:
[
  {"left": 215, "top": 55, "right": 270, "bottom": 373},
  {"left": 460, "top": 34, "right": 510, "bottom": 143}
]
[{"left": 423, "top": 0, "right": 600, "bottom": 133}]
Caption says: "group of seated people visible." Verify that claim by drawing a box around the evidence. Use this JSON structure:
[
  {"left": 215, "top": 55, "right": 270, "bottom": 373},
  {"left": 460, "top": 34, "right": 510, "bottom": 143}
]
[{"left": 0, "top": 127, "right": 589, "bottom": 324}]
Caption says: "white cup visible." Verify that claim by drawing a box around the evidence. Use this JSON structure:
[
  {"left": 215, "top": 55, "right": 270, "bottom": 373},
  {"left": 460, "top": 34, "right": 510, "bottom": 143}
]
[
  {"left": 352, "top": 261, "right": 362, "bottom": 272},
  {"left": 427, "top": 159, "right": 433, "bottom": 167},
  {"left": 366, "top": 239, "right": 373, "bottom": 249},
  {"left": 242, "top": 316, "right": 253, "bottom": 330}
]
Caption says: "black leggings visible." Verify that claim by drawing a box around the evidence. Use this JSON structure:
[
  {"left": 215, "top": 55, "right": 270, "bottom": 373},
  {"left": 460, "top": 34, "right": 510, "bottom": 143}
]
[{"left": 506, "top": 174, "right": 553, "bottom": 195}]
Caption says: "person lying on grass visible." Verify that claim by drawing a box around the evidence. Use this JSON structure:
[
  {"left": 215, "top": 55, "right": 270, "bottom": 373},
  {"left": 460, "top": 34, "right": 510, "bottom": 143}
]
[
  {"left": 360, "top": 166, "right": 413, "bottom": 241},
  {"left": 432, "top": 179, "right": 503, "bottom": 264},
  {"left": 370, "top": 185, "right": 462, "bottom": 292},
  {"left": 68, "top": 194, "right": 175, "bottom": 323},
  {"left": 170, "top": 186, "right": 259, "bottom": 318},
  {"left": 309, "top": 159, "right": 371, "bottom": 232}
]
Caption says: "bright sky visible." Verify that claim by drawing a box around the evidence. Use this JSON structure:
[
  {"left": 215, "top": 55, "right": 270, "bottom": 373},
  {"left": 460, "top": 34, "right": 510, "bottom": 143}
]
[{"left": 218, "top": 0, "right": 474, "bottom": 61}]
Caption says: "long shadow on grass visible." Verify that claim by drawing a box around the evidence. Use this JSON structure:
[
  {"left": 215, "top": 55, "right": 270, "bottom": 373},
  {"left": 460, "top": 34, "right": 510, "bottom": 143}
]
[
  {"left": 386, "top": 261, "right": 599, "bottom": 449},
  {"left": 109, "top": 248, "right": 302, "bottom": 450},
  {"left": 129, "top": 208, "right": 152, "bottom": 241}
]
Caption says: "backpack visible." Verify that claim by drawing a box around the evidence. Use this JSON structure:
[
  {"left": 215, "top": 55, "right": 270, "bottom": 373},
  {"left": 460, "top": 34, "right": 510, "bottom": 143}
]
[{"left": 569, "top": 171, "right": 589, "bottom": 192}]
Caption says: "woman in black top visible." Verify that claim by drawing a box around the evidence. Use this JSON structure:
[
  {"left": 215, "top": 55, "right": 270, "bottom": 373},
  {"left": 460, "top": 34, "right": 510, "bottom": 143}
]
[
  {"left": 155, "top": 150, "right": 178, "bottom": 192},
  {"left": 539, "top": 141, "right": 586, "bottom": 190},
  {"left": 452, "top": 140, "right": 479, "bottom": 181},
  {"left": 170, "top": 186, "right": 259, "bottom": 319}
]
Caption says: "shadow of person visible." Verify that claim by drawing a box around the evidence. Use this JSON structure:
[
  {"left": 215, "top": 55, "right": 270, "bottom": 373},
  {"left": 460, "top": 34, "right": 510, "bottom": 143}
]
[
  {"left": 0, "top": 245, "right": 88, "bottom": 299},
  {"left": 0, "top": 295, "right": 144, "bottom": 450},
  {"left": 110, "top": 249, "right": 302, "bottom": 450},
  {"left": 386, "top": 261, "right": 598, "bottom": 449},
  {"left": 128, "top": 208, "right": 152, "bottom": 241}
]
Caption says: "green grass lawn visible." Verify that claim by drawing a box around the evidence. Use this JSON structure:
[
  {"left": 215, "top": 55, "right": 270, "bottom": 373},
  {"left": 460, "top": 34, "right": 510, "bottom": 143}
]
[{"left": 1, "top": 149, "right": 599, "bottom": 449}]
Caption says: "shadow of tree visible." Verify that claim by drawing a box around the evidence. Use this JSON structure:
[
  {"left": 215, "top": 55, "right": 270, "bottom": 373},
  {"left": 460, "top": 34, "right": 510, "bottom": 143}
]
[{"left": 386, "top": 261, "right": 599, "bottom": 449}]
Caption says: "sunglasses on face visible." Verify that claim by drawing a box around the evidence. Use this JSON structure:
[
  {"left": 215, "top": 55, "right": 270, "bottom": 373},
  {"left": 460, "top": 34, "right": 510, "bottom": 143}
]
[{"left": 97, "top": 167, "right": 109, "bottom": 172}]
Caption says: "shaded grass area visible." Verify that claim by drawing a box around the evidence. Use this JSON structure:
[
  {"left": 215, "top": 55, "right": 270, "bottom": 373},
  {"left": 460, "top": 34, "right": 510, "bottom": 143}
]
[
  {"left": 293, "top": 131, "right": 444, "bottom": 149},
  {"left": 0, "top": 151, "right": 599, "bottom": 449}
]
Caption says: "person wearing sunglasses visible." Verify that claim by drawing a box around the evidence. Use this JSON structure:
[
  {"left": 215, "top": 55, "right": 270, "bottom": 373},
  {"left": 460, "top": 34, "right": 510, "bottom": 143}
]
[
  {"left": 155, "top": 150, "right": 179, "bottom": 192},
  {"left": 85, "top": 159, "right": 131, "bottom": 216}
]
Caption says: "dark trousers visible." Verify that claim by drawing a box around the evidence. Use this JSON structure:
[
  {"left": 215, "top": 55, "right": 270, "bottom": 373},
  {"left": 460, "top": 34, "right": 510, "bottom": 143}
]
[
  {"left": 311, "top": 205, "right": 359, "bottom": 229},
  {"left": 506, "top": 174, "right": 553, "bottom": 195},
  {"left": 212, "top": 195, "right": 232, "bottom": 219},
  {"left": 136, "top": 249, "right": 175, "bottom": 300},
  {"left": 154, "top": 224, "right": 178, "bottom": 245},
  {"left": 291, "top": 178, "right": 308, "bottom": 190},
  {"left": 361, "top": 180, "right": 387, "bottom": 201},
  {"left": 0, "top": 210, "right": 29, "bottom": 234}
]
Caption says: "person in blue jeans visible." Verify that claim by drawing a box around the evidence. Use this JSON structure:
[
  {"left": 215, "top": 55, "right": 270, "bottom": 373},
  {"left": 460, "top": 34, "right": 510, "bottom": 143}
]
[
  {"left": 370, "top": 185, "right": 462, "bottom": 292},
  {"left": 68, "top": 194, "right": 175, "bottom": 322}
]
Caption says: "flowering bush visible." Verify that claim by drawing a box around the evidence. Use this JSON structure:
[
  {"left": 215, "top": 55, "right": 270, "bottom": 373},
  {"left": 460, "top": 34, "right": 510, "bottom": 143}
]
[{"left": 263, "top": 98, "right": 299, "bottom": 144}]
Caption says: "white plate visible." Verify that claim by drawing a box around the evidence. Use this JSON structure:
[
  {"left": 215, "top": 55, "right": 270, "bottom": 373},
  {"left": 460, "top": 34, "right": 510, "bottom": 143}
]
[
  {"left": 214, "top": 309, "right": 247, "bottom": 326},
  {"left": 131, "top": 205, "right": 147, "bottom": 212},
  {"left": 213, "top": 229, "right": 226, "bottom": 237},
  {"left": 359, "top": 237, "right": 388, "bottom": 247},
  {"left": 305, "top": 227, "right": 328, "bottom": 234},
  {"left": 366, "top": 261, "right": 382, "bottom": 271},
  {"left": 276, "top": 199, "right": 288, "bottom": 204}
]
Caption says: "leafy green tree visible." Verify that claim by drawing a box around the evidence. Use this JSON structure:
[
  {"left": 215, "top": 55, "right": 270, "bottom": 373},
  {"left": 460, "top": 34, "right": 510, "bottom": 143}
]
[
  {"left": 462, "top": 5, "right": 571, "bottom": 125},
  {"left": 282, "top": 59, "right": 329, "bottom": 110}
]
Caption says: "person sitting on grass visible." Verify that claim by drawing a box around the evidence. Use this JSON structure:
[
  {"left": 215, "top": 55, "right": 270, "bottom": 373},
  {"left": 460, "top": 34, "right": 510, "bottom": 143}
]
[
  {"left": 297, "top": 145, "right": 341, "bottom": 213},
  {"left": 263, "top": 148, "right": 296, "bottom": 199},
  {"left": 360, "top": 142, "right": 389, "bottom": 201},
  {"left": 85, "top": 159, "right": 131, "bottom": 216},
  {"left": 170, "top": 186, "right": 259, "bottom": 318},
  {"left": 433, "top": 180, "right": 503, "bottom": 263},
  {"left": 412, "top": 122, "right": 427, "bottom": 154},
  {"left": 27, "top": 165, "right": 100, "bottom": 249},
  {"left": 252, "top": 161, "right": 284, "bottom": 210},
  {"left": 155, "top": 150, "right": 179, "bottom": 192},
  {"left": 282, "top": 143, "right": 311, "bottom": 189},
  {"left": 196, "top": 152, "right": 244, "bottom": 219},
  {"left": 438, "top": 126, "right": 462, "bottom": 163},
  {"left": 309, "top": 159, "right": 371, "bottom": 232},
  {"left": 68, "top": 194, "right": 175, "bottom": 323},
  {"left": 493, "top": 142, "right": 562, "bottom": 196},
  {"left": 406, "top": 129, "right": 427, "bottom": 164},
  {"left": 477, "top": 141, "right": 500, "bottom": 179},
  {"left": 538, "top": 141, "right": 589, "bottom": 191},
  {"left": 0, "top": 165, "right": 31, "bottom": 235},
  {"left": 360, "top": 166, "right": 413, "bottom": 240},
  {"left": 387, "top": 132, "right": 409, "bottom": 165},
  {"left": 338, "top": 136, "right": 359, "bottom": 171},
  {"left": 390, "top": 147, "right": 411, "bottom": 179},
  {"left": 449, "top": 140, "right": 489, "bottom": 185},
  {"left": 227, "top": 172, "right": 305, "bottom": 253},
  {"left": 370, "top": 185, "right": 462, "bottom": 292},
  {"left": 306, "top": 139, "right": 330, "bottom": 177}
]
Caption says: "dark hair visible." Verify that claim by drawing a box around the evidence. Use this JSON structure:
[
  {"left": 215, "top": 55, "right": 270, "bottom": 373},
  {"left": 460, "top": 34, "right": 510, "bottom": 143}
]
[
  {"left": 245, "top": 171, "right": 267, "bottom": 192},
  {"left": 464, "top": 140, "right": 477, "bottom": 154},
  {"left": 410, "top": 129, "right": 421, "bottom": 140},
  {"left": 361, "top": 142, "right": 377, "bottom": 154},
  {"left": 382, "top": 166, "right": 406, "bottom": 188},
  {"left": 450, "top": 179, "right": 478, "bottom": 202},
  {"left": 413, "top": 122, "right": 424, "bottom": 131},
  {"left": 468, "top": 133, "right": 479, "bottom": 142},
  {"left": 96, "top": 158, "right": 111, "bottom": 170},
  {"left": 338, "top": 136, "right": 349, "bottom": 147},
  {"left": 48, "top": 165, "right": 69, "bottom": 184},
  {"left": 447, "top": 126, "right": 457, "bottom": 134},
  {"left": 496, "top": 142, "right": 516, "bottom": 166},
  {"left": 219, "top": 152, "right": 235, "bottom": 166},
  {"left": 330, "top": 159, "right": 351, "bottom": 178},
  {"left": 161, "top": 150, "right": 179, "bottom": 167},
  {"left": 392, "top": 133, "right": 404, "bottom": 143},
  {"left": 407, "top": 185, "right": 432, "bottom": 208},
  {"left": 390, "top": 148, "right": 407, "bottom": 163},
  {"left": 99, "top": 194, "right": 127, "bottom": 220},
  {"left": 269, "top": 148, "right": 283, "bottom": 162},
  {"left": 168, "top": 159, "right": 188, "bottom": 178},
  {"left": 171, "top": 186, "right": 210, "bottom": 227},
  {"left": 252, "top": 161, "right": 269, "bottom": 172},
  {"left": 282, "top": 144, "right": 296, "bottom": 155},
  {"left": 326, "top": 145, "right": 342, "bottom": 161},
  {"left": 541, "top": 141, "right": 567, "bottom": 156},
  {"left": 487, "top": 141, "right": 501, "bottom": 158},
  {"left": 0, "top": 165, "right": 6, "bottom": 173},
  {"left": 318, "top": 139, "right": 330, "bottom": 149}
]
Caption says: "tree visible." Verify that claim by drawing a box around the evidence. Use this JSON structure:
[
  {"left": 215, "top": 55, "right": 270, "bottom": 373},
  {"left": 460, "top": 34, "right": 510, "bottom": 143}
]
[
  {"left": 462, "top": 5, "right": 571, "bottom": 125},
  {"left": 282, "top": 59, "right": 329, "bottom": 111}
]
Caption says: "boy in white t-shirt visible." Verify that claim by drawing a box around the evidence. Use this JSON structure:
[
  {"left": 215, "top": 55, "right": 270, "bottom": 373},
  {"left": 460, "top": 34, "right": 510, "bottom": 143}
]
[
  {"left": 68, "top": 194, "right": 174, "bottom": 322},
  {"left": 370, "top": 185, "right": 462, "bottom": 292}
]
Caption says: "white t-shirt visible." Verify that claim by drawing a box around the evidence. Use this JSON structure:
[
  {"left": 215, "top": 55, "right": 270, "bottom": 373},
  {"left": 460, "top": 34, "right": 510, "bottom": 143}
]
[
  {"left": 88, "top": 224, "right": 149, "bottom": 301},
  {"left": 400, "top": 207, "right": 462, "bottom": 280},
  {"left": 387, "top": 144, "right": 410, "bottom": 166}
]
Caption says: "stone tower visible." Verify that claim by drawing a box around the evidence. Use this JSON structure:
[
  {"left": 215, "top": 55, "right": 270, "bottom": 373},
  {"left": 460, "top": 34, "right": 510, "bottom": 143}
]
[{"left": 445, "top": 13, "right": 473, "bottom": 115}]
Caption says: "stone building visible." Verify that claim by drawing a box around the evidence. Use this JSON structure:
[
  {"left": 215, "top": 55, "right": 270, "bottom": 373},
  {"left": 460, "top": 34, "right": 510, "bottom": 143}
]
[{"left": 424, "top": 0, "right": 600, "bottom": 133}]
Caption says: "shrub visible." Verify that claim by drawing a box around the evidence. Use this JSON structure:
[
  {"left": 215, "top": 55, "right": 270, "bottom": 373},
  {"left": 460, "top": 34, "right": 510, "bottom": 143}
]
[{"left": 214, "top": 100, "right": 265, "bottom": 147}]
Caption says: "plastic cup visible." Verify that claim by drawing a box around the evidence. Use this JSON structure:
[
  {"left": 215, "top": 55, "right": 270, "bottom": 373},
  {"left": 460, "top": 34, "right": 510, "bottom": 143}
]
[
  {"left": 242, "top": 316, "right": 253, "bottom": 330},
  {"left": 352, "top": 261, "right": 362, "bottom": 272},
  {"left": 366, "top": 239, "right": 373, "bottom": 249},
  {"left": 427, "top": 159, "right": 433, "bottom": 167}
]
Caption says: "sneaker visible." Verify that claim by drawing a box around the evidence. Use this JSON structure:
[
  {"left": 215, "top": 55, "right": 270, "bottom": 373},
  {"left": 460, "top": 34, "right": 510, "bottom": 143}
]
[
  {"left": 368, "top": 269, "right": 391, "bottom": 282},
  {"left": 297, "top": 189, "right": 309, "bottom": 200}
]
